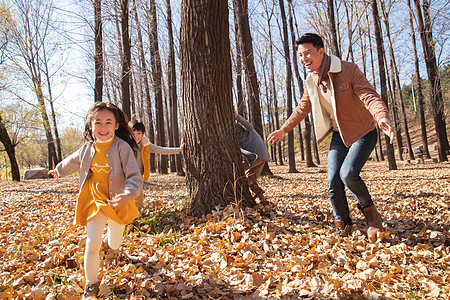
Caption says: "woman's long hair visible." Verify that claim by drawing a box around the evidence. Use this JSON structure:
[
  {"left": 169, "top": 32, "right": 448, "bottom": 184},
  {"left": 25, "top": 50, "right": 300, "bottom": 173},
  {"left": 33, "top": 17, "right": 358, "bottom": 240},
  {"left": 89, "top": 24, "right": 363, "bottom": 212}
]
[{"left": 84, "top": 102, "right": 137, "bottom": 150}]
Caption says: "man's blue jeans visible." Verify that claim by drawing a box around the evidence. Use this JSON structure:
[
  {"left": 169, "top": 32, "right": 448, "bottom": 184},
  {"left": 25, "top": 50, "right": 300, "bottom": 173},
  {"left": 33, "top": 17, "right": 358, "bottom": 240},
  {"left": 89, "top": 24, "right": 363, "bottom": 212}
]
[{"left": 327, "top": 129, "right": 377, "bottom": 225}]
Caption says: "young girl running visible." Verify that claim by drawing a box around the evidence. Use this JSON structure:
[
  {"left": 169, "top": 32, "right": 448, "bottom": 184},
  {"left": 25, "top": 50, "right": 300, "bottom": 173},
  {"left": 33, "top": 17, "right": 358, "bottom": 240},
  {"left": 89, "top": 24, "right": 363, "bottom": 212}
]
[{"left": 49, "top": 102, "right": 143, "bottom": 299}]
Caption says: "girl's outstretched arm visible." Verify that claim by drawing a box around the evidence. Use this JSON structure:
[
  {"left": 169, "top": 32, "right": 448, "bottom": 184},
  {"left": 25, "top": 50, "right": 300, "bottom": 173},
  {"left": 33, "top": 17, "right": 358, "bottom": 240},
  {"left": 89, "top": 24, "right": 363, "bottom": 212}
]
[
  {"left": 48, "top": 170, "right": 59, "bottom": 183},
  {"left": 179, "top": 138, "right": 185, "bottom": 152}
]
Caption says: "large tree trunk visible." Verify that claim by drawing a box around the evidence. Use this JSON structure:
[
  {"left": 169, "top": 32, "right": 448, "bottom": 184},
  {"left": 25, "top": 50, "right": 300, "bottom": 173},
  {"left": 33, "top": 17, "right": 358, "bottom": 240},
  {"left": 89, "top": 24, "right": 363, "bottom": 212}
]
[
  {"left": 149, "top": 0, "right": 168, "bottom": 174},
  {"left": 413, "top": 0, "right": 448, "bottom": 162},
  {"left": 278, "top": 0, "right": 297, "bottom": 173},
  {"left": 135, "top": 8, "right": 156, "bottom": 173},
  {"left": 180, "top": 0, "right": 255, "bottom": 218},
  {"left": 0, "top": 114, "right": 20, "bottom": 181},
  {"left": 370, "top": 0, "right": 397, "bottom": 170},
  {"left": 166, "top": 0, "right": 184, "bottom": 176},
  {"left": 120, "top": 0, "right": 131, "bottom": 119},
  {"left": 94, "top": 0, "right": 103, "bottom": 103},
  {"left": 407, "top": 0, "right": 430, "bottom": 159}
]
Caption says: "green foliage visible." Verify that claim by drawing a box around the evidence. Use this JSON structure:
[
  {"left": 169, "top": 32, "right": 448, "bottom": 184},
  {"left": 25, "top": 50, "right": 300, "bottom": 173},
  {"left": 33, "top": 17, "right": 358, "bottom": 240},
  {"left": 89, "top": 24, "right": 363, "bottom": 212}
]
[
  {"left": 400, "top": 63, "right": 450, "bottom": 115},
  {"left": 60, "top": 126, "right": 83, "bottom": 158},
  {"left": 0, "top": 103, "right": 83, "bottom": 173}
]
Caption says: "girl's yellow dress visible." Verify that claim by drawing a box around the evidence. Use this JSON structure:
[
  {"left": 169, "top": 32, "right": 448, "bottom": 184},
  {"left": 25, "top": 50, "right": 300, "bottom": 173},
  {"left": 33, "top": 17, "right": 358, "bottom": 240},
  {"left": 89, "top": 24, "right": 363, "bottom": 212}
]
[{"left": 75, "top": 138, "right": 138, "bottom": 226}]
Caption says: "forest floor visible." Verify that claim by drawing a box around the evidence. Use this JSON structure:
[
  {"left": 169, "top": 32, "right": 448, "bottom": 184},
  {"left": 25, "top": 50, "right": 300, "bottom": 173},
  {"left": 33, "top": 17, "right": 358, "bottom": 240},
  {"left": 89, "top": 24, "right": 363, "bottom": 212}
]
[{"left": 0, "top": 157, "right": 449, "bottom": 299}]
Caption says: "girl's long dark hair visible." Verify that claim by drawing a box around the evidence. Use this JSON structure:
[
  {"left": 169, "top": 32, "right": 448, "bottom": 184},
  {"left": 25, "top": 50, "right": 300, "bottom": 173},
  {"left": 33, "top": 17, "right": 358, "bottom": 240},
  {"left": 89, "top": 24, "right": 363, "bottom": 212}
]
[{"left": 84, "top": 102, "right": 137, "bottom": 150}]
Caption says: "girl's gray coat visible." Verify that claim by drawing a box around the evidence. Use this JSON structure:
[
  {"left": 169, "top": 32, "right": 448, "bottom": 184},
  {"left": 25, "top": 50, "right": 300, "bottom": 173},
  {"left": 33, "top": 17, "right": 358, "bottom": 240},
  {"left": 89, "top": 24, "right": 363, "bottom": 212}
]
[{"left": 54, "top": 137, "right": 143, "bottom": 200}]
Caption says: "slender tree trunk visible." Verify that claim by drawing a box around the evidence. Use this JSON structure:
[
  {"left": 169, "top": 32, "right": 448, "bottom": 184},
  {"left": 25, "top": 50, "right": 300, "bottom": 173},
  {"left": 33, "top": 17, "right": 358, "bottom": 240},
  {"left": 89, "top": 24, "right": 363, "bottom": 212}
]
[
  {"left": 41, "top": 45, "right": 62, "bottom": 163},
  {"left": 385, "top": 63, "right": 403, "bottom": 160},
  {"left": 370, "top": 0, "right": 397, "bottom": 170},
  {"left": 278, "top": 0, "right": 297, "bottom": 173},
  {"left": 130, "top": 71, "right": 136, "bottom": 117},
  {"left": 120, "top": 0, "right": 131, "bottom": 119},
  {"left": 366, "top": 14, "right": 384, "bottom": 161},
  {"left": 310, "top": 115, "right": 321, "bottom": 165},
  {"left": 380, "top": 1, "right": 414, "bottom": 160},
  {"left": 149, "top": 0, "right": 168, "bottom": 173},
  {"left": 413, "top": 0, "right": 448, "bottom": 162},
  {"left": 0, "top": 114, "right": 20, "bottom": 181},
  {"left": 166, "top": 0, "right": 184, "bottom": 176},
  {"left": 233, "top": 0, "right": 263, "bottom": 137},
  {"left": 291, "top": 3, "right": 315, "bottom": 167},
  {"left": 288, "top": 0, "right": 305, "bottom": 163},
  {"left": 135, "top": 8, "right": 156, "bottom": 172},
  {"left": 263, "top": 2, "right": 283, "bottom": 166},
  {"left": 35, "top": 78, "right": 57, "bottom": 169},
  {"left": 407, "top": 0, "right": 430, "bottom": 159},
  {"left": 343, "top": 0, "right": 354, "bottom": 62},
  {"left": 94, "top": 0, "right": 103, "bottom": 102},
  {"left": 232, "top": 1, "right": 245, "bottom": 117},
  {"left": 327, "top": 0, "right": 340, "bottom": 57},
  {"left": 180, "top": 0, "right": 255, "bottom": 218},
  {"left": 234, "top": 0, "right": 272, "bottom": 176}
]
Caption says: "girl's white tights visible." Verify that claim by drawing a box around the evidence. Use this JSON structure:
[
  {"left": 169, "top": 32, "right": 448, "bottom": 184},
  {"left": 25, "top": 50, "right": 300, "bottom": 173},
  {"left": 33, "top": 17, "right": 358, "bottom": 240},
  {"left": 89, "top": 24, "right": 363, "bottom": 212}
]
[{"left": 84, "top": 211, "right": 125, "bottom": 284}]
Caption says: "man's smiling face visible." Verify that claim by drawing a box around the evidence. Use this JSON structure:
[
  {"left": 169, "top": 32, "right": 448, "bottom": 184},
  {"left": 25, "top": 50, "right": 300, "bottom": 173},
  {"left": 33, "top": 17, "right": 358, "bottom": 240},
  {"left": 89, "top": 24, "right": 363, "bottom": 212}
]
[{"left": 297, "top": 43, "right": 325, "bottom": 73}]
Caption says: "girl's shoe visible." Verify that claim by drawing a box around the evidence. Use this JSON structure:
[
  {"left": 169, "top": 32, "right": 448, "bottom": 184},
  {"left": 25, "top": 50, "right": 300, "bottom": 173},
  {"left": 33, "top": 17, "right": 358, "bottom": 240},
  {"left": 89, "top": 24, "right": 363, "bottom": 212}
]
[{"left": 82, "top": 281, "right": 100, "bottom": 299}]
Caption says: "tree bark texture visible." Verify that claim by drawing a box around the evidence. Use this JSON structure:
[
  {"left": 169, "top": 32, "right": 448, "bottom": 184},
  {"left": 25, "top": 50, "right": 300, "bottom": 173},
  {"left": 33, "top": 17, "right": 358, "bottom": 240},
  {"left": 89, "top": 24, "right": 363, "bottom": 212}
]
[
  {"left": 232, "top": 3, "right": 245, "bottom": 117},
  {"left": 94, "top": 0, "right": 103, "bottom": 103},
  {"left": 327, "top": 0, "right": 341, "bottom": 57},
  {"left": 120, "top": 0, "right": 131, "bottom": 119},
  {"left": 180, "top": 0, "right": 255, "bottom": 218}
]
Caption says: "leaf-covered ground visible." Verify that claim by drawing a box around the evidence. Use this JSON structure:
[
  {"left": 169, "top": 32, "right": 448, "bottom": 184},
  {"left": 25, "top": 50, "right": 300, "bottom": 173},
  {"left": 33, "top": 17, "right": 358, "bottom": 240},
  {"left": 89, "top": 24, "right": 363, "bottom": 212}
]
[{"left": 1, "top": 160, "right": 449, "bottom": 299}]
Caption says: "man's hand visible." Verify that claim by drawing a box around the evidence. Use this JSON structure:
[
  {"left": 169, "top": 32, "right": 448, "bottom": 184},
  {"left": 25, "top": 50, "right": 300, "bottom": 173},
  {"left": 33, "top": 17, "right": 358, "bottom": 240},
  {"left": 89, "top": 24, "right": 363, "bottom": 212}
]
[
  {"left": 379, "top": 119, "right": 395, "bottom": 144},
  {"left": 108, "top": 193, "right": 133, "bottom": 208},
  {"left": 267, "top": 129, "right": 287, "bottom": 144},
  {"left": 48, "top": 170, "right": 59, "bottom": 183}
]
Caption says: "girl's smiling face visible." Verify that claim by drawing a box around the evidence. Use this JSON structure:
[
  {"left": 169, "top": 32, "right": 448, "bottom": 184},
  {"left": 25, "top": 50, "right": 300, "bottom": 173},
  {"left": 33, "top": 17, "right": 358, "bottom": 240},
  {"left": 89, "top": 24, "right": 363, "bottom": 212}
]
[{"left": 90, "top": 109, "right": 119, "bottom": 142}]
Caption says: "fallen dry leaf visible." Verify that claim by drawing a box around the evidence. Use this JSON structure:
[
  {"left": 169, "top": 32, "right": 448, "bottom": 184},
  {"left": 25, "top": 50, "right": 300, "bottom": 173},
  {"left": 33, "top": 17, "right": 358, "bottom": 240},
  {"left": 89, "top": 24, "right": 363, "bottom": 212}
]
[{"left": 0, "top": 160, "right": 449, "bottom": 299}]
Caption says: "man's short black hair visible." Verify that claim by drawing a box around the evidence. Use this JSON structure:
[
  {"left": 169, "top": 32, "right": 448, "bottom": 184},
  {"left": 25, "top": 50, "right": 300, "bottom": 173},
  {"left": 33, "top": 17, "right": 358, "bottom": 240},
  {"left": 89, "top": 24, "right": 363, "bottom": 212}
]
[
  {"left": 295, "top": 33, "right": 324, "bottom": 49},
  {"left": 130, "top": 121, "right": 146, "bottom": 133}
]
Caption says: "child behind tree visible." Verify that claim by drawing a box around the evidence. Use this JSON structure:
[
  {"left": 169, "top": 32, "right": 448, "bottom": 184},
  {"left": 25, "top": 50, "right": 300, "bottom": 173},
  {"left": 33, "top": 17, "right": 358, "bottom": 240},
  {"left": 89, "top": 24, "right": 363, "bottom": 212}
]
[{"left": 129, "top": 120, "right": 184, "bottom": 211}]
